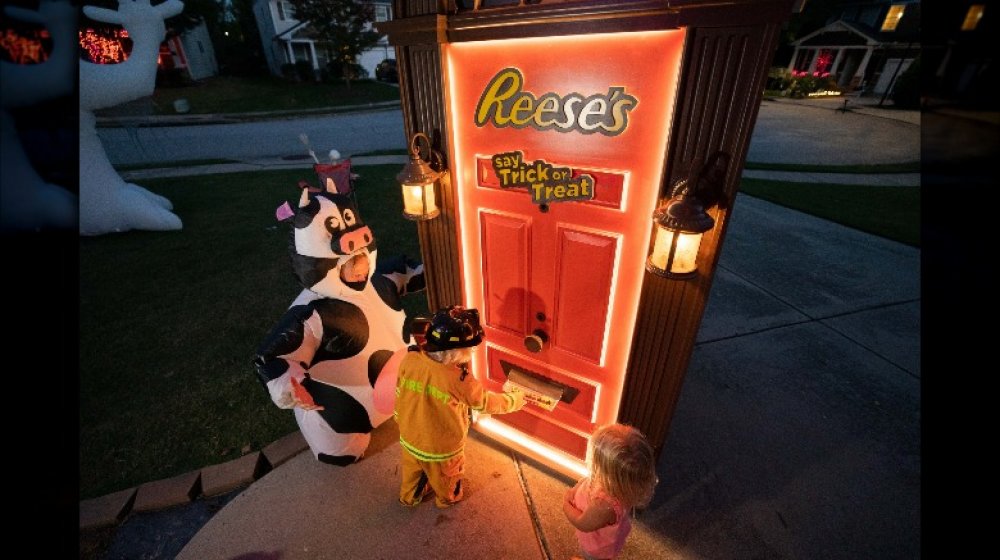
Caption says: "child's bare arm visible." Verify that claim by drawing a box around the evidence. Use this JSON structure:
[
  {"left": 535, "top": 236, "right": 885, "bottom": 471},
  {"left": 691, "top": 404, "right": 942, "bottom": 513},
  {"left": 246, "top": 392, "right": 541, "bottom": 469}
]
[{"left": 563, "top": 488, "right": 616, "bottom": 532}]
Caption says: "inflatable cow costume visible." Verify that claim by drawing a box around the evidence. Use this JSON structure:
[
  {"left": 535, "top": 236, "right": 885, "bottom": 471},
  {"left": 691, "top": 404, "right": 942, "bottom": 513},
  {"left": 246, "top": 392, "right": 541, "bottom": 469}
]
[{"left": 254, "top": 179, "right": 424, "bottom": 465}]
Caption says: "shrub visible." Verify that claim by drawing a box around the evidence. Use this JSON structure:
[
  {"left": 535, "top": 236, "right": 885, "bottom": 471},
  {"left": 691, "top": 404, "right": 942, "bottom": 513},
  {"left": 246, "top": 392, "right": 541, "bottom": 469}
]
[
  {"left": 323, "top": 60, "right": 369, "bottom": 83},
  {"left": 295, "top": 60, "right": 317, "bottom": 82},
  {"left": 785, "top": 73, "right": 840, "bottom": 98},
  {"left": 155, "top": 67, "right": 192, "bottom": 88}
]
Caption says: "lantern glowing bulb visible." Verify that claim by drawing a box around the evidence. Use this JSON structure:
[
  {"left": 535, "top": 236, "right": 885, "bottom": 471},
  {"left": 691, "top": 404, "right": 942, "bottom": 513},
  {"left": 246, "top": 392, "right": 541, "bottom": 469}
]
[
  {"left": 646, "top": 179, "right": 715, "bottom": 279},
  {"left": 397, "top": 132, "right": 444, "bottom": 221}
]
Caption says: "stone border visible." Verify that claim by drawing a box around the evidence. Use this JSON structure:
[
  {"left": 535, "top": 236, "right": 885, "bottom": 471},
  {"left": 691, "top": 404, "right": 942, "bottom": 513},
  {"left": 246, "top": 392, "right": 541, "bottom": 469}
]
[{"left": 79, "top": 431, "right": 308, "bottom": 530}]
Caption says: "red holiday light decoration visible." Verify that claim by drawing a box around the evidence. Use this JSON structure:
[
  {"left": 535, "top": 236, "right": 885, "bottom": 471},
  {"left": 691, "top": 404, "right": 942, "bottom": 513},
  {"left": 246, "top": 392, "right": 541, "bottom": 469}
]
[
  {"left": 79, "top": 28, "right": 131, "bottom": 64},
  {"left": 0, "top": 27, "right": 50, "bottom": 64}
]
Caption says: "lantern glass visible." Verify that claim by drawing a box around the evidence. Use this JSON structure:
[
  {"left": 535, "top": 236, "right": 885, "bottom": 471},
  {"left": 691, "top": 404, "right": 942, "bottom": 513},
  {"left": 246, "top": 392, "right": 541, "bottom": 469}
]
[
  {"left": 401, "top": 180, "right": 438, "bottom": 219},
  {"left": 649, "top": 225, "right": 703, "bottom": 276}
]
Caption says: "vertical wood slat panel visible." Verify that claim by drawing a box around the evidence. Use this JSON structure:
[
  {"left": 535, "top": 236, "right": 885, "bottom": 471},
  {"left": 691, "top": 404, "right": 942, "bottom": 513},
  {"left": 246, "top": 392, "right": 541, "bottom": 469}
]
[
  {"left": 397, "top": 42, "right": 464, "bottom": 312},
  {"left": 395, "top": 0, "right": 441, "bottom": 18},
  {"left": 619, "top": 23, "right": 782, "bottom": 459}
]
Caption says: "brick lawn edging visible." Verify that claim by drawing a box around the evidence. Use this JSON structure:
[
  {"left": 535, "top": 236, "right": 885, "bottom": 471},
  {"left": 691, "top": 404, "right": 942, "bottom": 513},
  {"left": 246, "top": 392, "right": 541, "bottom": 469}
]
[{"left": 79, "top": 430, "right": 308, "bottom": 530}]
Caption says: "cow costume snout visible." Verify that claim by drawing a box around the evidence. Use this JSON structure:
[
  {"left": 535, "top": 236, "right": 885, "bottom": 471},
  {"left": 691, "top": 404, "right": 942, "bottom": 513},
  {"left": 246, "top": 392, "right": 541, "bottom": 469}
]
[{"left": 337, "top": 225, "right": 374, "bottom": 255}]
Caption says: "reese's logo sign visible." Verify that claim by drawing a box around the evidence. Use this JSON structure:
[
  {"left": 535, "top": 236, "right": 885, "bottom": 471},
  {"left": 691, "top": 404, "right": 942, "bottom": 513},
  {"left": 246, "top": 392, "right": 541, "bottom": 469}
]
[
  {"left": 475, "top": 68, "right": 638, "bottom": 137},
  {"left": 491, "top": 151, "right": 595, "bottom": 205}
]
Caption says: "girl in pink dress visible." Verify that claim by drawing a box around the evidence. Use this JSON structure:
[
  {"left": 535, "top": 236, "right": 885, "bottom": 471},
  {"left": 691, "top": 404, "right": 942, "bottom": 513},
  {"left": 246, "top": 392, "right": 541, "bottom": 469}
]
[{"left": 563, "top": 424, "right": 659, "bottom": 559}]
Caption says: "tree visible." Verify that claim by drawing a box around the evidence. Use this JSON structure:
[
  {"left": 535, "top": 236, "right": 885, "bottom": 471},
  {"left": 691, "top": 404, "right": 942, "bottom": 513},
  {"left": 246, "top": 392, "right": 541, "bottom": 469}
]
[
  {"left": 218, "top": 0, "right": 267, "bottom": 76},
  {"left": 287, "top": 0, "right": 380, "bottom": 86}
]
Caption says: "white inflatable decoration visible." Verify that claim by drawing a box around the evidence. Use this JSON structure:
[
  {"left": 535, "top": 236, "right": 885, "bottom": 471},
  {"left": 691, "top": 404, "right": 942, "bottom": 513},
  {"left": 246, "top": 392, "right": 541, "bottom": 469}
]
[
  {"left": 0, "top": 0, "right": 77, "bottom": 230},
  {"left": 79, "top": 0, "right": 184, "bottom": 235}
]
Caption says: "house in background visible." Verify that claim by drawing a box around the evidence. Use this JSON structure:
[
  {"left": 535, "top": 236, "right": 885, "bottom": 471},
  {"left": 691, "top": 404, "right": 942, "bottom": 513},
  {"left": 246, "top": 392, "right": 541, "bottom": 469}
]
[
  {"left": 252, "top": 0, "right": 394, "bottom": 80},
  {"left": 160, "top": 19, "right": 218, "bottom": 81},
  {"left": 923, "top": 2, "right": 994, "bottom": 105},
  {"left": 787, "top": 0, "right": 919, "bottom": 95}
]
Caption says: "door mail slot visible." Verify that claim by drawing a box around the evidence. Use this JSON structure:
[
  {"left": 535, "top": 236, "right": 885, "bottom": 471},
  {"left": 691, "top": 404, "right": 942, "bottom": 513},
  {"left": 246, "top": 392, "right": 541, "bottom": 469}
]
[
  {"left": 485, "top": 347, "right": 596, "bottom": 424},
  {"left": 501, "top": 360, "right": 572, "bottom": 411}
]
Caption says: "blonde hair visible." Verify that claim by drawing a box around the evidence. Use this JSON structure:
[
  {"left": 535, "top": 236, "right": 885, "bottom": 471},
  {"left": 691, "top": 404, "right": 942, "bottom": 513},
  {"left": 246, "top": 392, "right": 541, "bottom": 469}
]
[
  {"left": 426, "top": 346, "right": 473, "bottom": 366},
  {"left": 588, "top": 424, "right": 659, "bottom": 509}
]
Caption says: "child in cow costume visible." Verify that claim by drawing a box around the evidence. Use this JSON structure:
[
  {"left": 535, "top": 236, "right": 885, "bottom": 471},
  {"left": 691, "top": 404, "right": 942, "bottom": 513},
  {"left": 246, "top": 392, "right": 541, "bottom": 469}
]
[{"left": 254, "top": 179, "right": 424, "bottom": 466}]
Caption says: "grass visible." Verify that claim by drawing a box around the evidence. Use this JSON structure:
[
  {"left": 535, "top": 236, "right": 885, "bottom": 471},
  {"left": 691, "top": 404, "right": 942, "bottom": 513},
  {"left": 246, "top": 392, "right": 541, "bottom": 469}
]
[
  {"left": 739, "top": 178, "right": 920, "bottom": 247},
  {"left": 79, "top": 164, "right": 428, "bottom": 500},
  {"left": 147, "top": 75, "right": 401, "bottom": 115},
  {"left": 350, "top": 148, "right": 409, "bottom": 157}
]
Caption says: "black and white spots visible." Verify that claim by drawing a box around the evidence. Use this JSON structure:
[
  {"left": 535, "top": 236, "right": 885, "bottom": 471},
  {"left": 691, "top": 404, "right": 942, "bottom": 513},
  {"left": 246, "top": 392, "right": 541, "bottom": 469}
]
[{"left": 255, "top": 186, "right": 424, "bottom": 465}]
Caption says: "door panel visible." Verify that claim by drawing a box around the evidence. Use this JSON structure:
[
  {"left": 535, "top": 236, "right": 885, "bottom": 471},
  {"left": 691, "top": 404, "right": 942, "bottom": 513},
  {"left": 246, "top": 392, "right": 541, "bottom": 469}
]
[
  {"left": 552, "top": 228, "right": 618, "bottom": 364},
  {"left": 481, "top": 211, "right": 530, "bottom": 337}
]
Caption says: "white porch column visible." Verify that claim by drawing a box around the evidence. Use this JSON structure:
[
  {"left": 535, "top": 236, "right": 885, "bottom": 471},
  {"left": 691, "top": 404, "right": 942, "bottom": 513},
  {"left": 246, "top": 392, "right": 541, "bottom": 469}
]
[
  {"left": 807, "top": 49, "right": 819, "bottom": 73},
  {"left": 855, "top": 47, "right": 874, "bottom": 79},
  {"left": 787, "top": 47, "right": 799, "bottom": 73},
  {"left": 831, "top": 48, "right": 845, "bottom": 74},
  {"left": 285, "top": 41, "right": 294, "bottom": 65},
  {"left": 308, "top": 41, "right": 319, "bottom": 72}
]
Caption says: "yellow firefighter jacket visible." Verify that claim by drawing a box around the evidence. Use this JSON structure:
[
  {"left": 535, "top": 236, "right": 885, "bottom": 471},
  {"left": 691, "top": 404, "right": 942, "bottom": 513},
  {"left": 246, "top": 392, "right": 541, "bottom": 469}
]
[{"left": 394, "top": 351, "right": 520, "bottom": 462}]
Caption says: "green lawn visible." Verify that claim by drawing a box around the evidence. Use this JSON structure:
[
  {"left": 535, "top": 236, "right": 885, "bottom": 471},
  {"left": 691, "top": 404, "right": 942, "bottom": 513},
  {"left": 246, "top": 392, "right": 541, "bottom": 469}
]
[
  {"left": 147, "top": 75, "right": 401, "bottom": 115},
  {"left": 739, "top": 179, "right": 920, "bottom": 246},
  {"left": 79, "top": 165, "right": 428, "bottom": 500}
]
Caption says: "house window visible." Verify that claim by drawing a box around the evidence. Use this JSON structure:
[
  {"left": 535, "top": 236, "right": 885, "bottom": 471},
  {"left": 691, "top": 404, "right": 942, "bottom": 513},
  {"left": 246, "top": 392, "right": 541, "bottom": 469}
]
[
  {"left": 277, "top": 1, "right": 295, "bottom": 21},
  {"left": 375, "top": 5, "right": 391, "bottom": 22},
  {"left": 962, "top": 5, "right": 985, "bottom": 31},
  {"left": 881, "top": 4, "right": 906, "bottom": 32}
]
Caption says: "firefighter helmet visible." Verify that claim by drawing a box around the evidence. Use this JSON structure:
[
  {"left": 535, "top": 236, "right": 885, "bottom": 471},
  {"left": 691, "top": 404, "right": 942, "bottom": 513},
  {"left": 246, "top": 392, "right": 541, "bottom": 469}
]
[{"left": 422, "top": 306, "right": 484, "bottom": 351}]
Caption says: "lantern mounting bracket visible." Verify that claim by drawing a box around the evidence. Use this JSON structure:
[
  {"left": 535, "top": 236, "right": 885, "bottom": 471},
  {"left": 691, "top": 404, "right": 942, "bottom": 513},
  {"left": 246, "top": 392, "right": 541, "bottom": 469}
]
[{"left": 676, "top": 151, "right": 730, "bottom": 210}]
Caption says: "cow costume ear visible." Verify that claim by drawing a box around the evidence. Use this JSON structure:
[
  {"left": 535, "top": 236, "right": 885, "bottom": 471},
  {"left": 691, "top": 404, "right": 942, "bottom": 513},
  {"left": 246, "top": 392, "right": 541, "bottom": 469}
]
[{"left": 276, "top": 201, "right": 294, "bottom": 222}]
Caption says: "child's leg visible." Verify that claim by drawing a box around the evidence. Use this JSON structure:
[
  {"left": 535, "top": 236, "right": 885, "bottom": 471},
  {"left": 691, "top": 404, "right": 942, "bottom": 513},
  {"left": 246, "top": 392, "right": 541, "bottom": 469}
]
[
  {"left": 398, "top": 449, "right": 432, "bottom": 506},
  {"left": 425, "top": 453, "right": 466, "bottom": 508}
]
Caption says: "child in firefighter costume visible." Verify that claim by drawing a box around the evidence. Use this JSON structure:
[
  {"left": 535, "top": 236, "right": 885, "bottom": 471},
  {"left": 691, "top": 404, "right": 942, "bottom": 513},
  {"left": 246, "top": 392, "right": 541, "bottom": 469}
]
[
  {"left": 254, "top": 180, "right": 424, "bottom": 466},
  {"left": 395, "top": 306, "right": 525, "bottom": 507}
]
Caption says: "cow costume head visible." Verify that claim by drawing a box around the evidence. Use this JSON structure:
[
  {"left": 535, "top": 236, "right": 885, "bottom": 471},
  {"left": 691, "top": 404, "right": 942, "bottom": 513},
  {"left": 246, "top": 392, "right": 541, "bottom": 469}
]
[{"left": 276, "top": 178, "right": 377, "bottom": 298}]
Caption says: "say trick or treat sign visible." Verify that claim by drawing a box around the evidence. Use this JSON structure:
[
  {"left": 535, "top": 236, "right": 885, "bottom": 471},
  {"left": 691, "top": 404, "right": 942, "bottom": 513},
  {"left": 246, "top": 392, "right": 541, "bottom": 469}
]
[{"left": 491, "top": 151, "right": 595, "bottom": 204}]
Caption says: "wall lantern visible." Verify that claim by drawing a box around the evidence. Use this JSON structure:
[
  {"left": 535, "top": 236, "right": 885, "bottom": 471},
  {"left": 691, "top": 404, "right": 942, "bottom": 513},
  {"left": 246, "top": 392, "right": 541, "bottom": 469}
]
[
  {"left": 397, "top": 132, "right": 445, "bottom": 221},
  {"left": 646, "top": 153, "right": 728, "bottom": 279}
]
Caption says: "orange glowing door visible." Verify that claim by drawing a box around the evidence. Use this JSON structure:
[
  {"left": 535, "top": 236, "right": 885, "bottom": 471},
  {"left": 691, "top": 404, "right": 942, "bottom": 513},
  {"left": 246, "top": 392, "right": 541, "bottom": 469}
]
[{"left": 444, "top": 30, "right": 686, "bottom": 473}]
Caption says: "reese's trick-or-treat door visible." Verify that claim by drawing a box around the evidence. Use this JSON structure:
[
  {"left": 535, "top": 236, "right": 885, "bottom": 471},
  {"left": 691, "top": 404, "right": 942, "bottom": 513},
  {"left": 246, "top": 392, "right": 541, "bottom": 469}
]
[{"left": 444, "top": 30, "right": 685, "bottom": 476}]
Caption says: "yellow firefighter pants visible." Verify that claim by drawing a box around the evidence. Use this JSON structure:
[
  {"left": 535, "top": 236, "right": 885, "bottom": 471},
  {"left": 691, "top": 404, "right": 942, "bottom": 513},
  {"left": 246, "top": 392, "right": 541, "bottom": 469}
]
[{"left": 398, "top": 448, "right": 466, "bottom": 508}]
